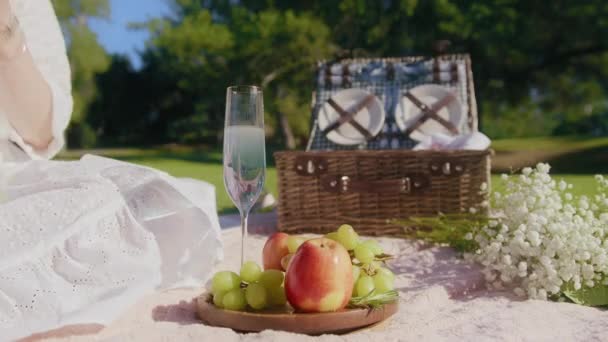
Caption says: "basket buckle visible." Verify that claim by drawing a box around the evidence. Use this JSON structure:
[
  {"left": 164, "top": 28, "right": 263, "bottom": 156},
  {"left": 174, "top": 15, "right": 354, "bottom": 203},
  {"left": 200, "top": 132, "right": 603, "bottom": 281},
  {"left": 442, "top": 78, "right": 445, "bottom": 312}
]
[
  {"left": 400, "top": 177, "right": 411, "bottom": 193},
  {"left": 321, "top": 175, "right": 427, "bottom": 194},
  {"left": 429, "top": 160, "right": 466, "bottom": 177},
  {"left": 340, "top": 176, "right": 350, "bottom": 192},
  {"left": 294, "top": 156, "right": 328, "bottom": 176}
]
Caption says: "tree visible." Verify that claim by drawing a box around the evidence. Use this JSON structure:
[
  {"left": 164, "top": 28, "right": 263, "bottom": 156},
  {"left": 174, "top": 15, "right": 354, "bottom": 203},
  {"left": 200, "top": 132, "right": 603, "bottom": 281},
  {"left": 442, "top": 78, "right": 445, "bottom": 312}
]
[
  {"left": 135, "top": 4, "right": 334, "bottom": 147},
  {"left": 52, "top": 0, "right": 111, "bottom": 146},
  {"left": 92, "top": 0, "right": 608, "bottom": 147},
  {"left": 243, "top": 0, "right": 608, "bottom": 138}
]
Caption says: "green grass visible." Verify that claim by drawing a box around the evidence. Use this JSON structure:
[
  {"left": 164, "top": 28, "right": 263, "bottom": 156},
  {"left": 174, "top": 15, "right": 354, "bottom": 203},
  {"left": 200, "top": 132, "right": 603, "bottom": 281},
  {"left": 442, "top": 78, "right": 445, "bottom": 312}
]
[
  {"left": 59, "top": 147, "right": 277, "bottom": 214},
  {"left": 128, "top": 158, "right": 277, "bottom": 214},
  {"left": 491, "top": 135, "right": 608, "bottom": 174},
  {"left": 492, "top": 135, "right": 608, "bottom": 152},
  {"left": 491, "top": 174, "right": 599, "bottom": 197},
  {"left": 491, "top": 135, "right": 606, "bottom": 196},
  {"left": 60, "top": 136, "right": 607, "bottom": 213}
]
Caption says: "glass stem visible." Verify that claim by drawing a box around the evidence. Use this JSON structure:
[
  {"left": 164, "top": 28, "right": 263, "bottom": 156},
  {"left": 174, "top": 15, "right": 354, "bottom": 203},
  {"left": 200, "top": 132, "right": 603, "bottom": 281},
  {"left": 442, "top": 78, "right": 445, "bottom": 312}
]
[{"left": 240, "top": 211, "right": 249, "bottom": 266}]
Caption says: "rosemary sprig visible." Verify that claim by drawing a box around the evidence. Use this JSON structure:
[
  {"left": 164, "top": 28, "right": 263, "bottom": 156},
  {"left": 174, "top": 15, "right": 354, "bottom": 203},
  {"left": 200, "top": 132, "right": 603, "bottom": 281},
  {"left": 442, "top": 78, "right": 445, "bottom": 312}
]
[
  {"left": 348, "top": 290, "right": 399, "bottom": 309},
  {"left": 393, "top": 213, "right": 491, "bottom": 253}
]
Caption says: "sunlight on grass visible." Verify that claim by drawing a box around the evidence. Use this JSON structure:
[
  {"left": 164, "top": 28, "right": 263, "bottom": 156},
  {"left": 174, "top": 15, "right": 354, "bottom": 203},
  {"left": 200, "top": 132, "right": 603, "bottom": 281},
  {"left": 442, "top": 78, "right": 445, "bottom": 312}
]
[
  {"left": 58, "top": 148, "right": 276, "bottom": 213},
  {"left": 492, "top": 136, "right": 608, "bottom": 152},
  {"left": 121, "top": 157, "right": 278, "bottom": 214},
  {"left": 59, "top": 143, "right": 604, "bottom": 214},
  {"left": 491, "top": 174, "right": 599, "bottom": 197},
  {"left": 119, "top": 160, "right": 597, "bottom": 213}
]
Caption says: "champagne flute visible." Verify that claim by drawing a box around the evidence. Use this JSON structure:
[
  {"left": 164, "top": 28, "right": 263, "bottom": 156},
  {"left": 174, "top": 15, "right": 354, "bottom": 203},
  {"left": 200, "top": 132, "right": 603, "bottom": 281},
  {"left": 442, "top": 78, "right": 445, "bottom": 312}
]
[{"left": 223, "top": 85, "right": 266, "bottom": 266}]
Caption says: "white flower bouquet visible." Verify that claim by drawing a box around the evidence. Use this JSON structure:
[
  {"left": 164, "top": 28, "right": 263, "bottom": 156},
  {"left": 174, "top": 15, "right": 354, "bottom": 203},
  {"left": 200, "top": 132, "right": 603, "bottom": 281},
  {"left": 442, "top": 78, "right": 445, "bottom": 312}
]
[{"left": 399, "top": 163, "right": 608, "bottom": 306}]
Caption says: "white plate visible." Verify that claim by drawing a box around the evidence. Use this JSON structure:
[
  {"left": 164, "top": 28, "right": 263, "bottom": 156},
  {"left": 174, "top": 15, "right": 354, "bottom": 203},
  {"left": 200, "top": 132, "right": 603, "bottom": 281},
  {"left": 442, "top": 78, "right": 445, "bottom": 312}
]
[
  {"left": 317, "top": 89, "right": 385, "bottom": 146},
  {"left": 395, "top": 85, "right": 463, "bottom": 142}
]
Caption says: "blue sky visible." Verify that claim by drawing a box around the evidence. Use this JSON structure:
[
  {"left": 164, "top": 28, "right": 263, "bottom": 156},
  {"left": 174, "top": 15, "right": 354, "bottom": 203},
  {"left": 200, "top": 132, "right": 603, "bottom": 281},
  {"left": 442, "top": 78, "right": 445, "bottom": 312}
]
[{"left": 89, "top": 0, "right": 172, "bottom": 69}]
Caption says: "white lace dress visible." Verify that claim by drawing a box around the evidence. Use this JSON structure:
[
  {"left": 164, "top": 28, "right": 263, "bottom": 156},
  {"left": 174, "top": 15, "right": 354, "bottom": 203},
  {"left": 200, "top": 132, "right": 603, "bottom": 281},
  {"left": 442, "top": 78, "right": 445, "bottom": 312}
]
[{"left": 0, "top": 1, "right": 223, "bottom": 339}]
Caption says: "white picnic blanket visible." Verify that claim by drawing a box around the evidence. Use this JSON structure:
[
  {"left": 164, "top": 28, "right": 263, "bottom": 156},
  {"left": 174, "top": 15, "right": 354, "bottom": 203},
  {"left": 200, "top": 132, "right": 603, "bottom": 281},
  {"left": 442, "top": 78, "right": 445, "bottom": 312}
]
[{"left": 34, "top": 217, "right": 608, "bottom": 342}]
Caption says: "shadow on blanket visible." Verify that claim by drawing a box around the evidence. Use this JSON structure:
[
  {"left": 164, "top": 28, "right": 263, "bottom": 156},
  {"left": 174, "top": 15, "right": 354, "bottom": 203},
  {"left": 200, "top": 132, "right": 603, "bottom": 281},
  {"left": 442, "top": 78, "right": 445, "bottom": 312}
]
[{"left": 152, "top": 298, "right": 201, "bottom": 325}]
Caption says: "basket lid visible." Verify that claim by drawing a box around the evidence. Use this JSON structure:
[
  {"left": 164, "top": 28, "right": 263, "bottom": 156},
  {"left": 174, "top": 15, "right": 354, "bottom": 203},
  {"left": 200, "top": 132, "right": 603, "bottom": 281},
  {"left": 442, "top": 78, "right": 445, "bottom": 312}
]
[{"left": 306, "top": 54, "right": 478, "bottom": 152}]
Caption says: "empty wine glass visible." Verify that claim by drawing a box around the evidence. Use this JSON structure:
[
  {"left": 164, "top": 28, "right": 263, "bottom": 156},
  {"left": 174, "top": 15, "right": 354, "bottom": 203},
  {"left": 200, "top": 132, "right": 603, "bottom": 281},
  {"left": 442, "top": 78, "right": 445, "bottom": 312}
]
[{"left": 223, "top": 85, "right": 266, "bottom": 266}]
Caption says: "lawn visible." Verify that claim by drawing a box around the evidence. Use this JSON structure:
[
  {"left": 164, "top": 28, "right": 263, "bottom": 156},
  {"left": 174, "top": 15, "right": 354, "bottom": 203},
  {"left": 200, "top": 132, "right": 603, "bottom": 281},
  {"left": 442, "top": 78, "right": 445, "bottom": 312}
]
[
  {"left": 125, "top": 158, "right": 278, "bottom": 214},
  {"left": 491, "top": 174, "right": 599, "bottom": 197},
  {"left": 490, "top": 135, "right": 608, "bottom": 196},
  {"left": 59, "top": 136, "right": 608, "bottom": 213},
  {"left": 491, "top": 135, "right": 608, "bottom": 174},
  {"left": 59, "top": 147, "right": 277, "bottom": 214}
]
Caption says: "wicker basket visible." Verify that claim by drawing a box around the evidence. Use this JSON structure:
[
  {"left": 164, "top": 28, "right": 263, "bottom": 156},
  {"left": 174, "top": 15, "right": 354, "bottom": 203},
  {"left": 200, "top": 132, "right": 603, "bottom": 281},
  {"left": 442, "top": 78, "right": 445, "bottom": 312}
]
[
  {"left": 275, "top": 149, "right": 491, "bottom": 236},
  {"left": 274, "top": 54, "right": 489, "bottom": 236}
]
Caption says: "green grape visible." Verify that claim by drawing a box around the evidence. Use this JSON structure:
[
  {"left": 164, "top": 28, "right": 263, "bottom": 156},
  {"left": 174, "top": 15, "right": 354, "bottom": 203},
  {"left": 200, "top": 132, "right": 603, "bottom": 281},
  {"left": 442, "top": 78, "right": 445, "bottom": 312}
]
[
  {"left": 356, "top": 276, "right": 375, "bottom": 297},
  {"left": 213, "top": 292, "right": 225, "bottom": 308},
  {"left": 212, "top": 271, "right": 241, "bottom": 294},
  {"left": 376, "top": 267, "right": 395, "bottom": 282},
  {"left": 373, "top": 273, "right": 394, "bottom": 293},
  {"left": 240, "top": 261, "right": 262, "bottom": 283},
  {"left": 245, "top": 283, "right": 268, "bottom": 310},
  {"left": 352, "top": 265, "right": 361, "bottom": 284},
  {"left": 354, "top": 244, "right": 375, "bottom": 264},
  {"left": 337, "top": 224, "right": 359, "bottom": 250},
  {"left": 338, "top": 224, "right": 354, "bottom": 232},
  {"left": 287, "top": 236, "right": 305, "bottom": 254},
  {"left": 260, "top": 270, "right": 284, "bottom": 289},
  {"left": 362, "top": 240, "right": 383, "bottom": 255},
  {"left": 267, "top": 286, "right": 287, "bottom": 306},
  {"left": 222, "top": 289, "right": 247, "bottom": 311},
  {"left": 325, "top": 232, "right": 339, "bottom": 241}
]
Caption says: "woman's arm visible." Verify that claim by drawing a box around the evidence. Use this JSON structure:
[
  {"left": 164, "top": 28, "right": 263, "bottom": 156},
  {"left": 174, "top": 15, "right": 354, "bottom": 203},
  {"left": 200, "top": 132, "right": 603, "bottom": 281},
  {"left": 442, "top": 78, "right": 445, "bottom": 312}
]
[{"left": 0, "top": 0, "right": 54, "bottom": 150}]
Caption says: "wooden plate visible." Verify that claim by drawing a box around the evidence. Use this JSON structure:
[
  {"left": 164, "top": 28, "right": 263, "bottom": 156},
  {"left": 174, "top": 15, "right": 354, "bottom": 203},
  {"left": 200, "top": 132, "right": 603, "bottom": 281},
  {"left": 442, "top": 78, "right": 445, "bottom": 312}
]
[{"left": 196, "top": 295, "right": 398, "bottom": 335}]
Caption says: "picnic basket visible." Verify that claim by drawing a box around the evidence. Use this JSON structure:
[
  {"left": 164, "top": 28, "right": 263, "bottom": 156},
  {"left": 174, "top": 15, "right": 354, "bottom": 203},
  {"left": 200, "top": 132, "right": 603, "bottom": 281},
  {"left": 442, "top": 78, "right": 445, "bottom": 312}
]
[{"left": 274, "top": 54, "right": 491, "bottom": 236}]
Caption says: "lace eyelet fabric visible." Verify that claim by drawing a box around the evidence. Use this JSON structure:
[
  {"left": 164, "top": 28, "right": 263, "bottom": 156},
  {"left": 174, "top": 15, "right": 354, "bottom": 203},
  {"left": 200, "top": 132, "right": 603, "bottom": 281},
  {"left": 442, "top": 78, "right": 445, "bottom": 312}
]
[{"left": 0, "top": 155, "right": 223, "bottom": 339}]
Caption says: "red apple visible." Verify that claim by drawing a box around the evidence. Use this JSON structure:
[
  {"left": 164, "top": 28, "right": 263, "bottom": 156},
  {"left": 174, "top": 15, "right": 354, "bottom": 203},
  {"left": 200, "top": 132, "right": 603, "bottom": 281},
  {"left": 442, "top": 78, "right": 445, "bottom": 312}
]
[
  {"left": 262, "top": 232, "right": 290, "bottom": 270},
  {"left": 285, "top": 238, "right": 353, "bottom": 312}
]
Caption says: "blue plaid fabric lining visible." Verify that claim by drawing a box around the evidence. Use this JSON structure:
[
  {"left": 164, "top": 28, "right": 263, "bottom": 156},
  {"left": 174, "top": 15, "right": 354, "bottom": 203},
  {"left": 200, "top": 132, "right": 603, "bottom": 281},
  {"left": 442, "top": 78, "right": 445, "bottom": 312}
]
[{"left": 306, "top": 55, "right": 476, "bottom": 151}]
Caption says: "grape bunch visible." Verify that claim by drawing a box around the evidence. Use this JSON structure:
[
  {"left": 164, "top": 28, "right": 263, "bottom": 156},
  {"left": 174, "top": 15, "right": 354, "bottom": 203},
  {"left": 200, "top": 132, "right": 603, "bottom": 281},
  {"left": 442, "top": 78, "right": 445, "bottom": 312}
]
[
  {"left": 209, "top": 224, "right": 396, "bottom": 312},
  {"left": 326, "top": 224, "right": 396, "bottom": 299},
  {"left": 210, "top": 261, "right": 287, "bottom": 311}
]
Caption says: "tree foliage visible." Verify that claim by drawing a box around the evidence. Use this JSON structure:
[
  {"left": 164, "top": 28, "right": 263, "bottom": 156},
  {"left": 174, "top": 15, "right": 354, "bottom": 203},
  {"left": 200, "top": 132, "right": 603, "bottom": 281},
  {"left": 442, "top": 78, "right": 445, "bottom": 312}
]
[
  {"left": 52, "top": 0, "right": 111, "bottom": 125},
  {"left": 94, "top": 4, "right": 334, "bottom": 146},
  {"left": 84, "top": 1, "right": 608, "bottom": 146}
]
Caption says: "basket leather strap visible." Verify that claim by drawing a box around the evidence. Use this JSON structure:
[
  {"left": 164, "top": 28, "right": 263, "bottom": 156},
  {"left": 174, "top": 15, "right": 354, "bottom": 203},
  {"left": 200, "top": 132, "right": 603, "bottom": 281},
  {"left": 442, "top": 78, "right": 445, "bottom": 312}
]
[
  {"left": 402, "top": 92, "right": 458, "bottom": 137},
  {"left": 342, "top": 64, "right": 352, "bottom": 87},
  {"left": 433, "top": 58, "right": 458, "bottom": 83},
  {"left": 322, "top": 95, "right": 375, "bottom": 139},
  {"left": 321, "top": 175, "right": 428, "bottom": 194},
  {"left": 433, "top": 58, "right": 441, "bottom": 83}
]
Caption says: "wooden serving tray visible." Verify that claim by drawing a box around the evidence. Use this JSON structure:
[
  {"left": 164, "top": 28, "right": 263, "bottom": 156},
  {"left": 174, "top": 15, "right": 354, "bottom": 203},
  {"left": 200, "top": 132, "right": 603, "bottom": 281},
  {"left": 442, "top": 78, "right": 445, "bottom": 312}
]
[{"left": 196, "top": 295, "right": 398, "bottom": 335}]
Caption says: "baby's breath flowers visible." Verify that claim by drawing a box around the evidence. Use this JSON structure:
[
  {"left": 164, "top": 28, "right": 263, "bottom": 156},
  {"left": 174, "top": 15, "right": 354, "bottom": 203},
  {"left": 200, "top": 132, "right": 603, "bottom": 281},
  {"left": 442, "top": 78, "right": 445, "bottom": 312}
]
[
  {"left": 398, "top": 163, "right": 608, "bottom": 305},
  {"left": 466, "top": 163, "right": 608, "bottom": 302}
]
